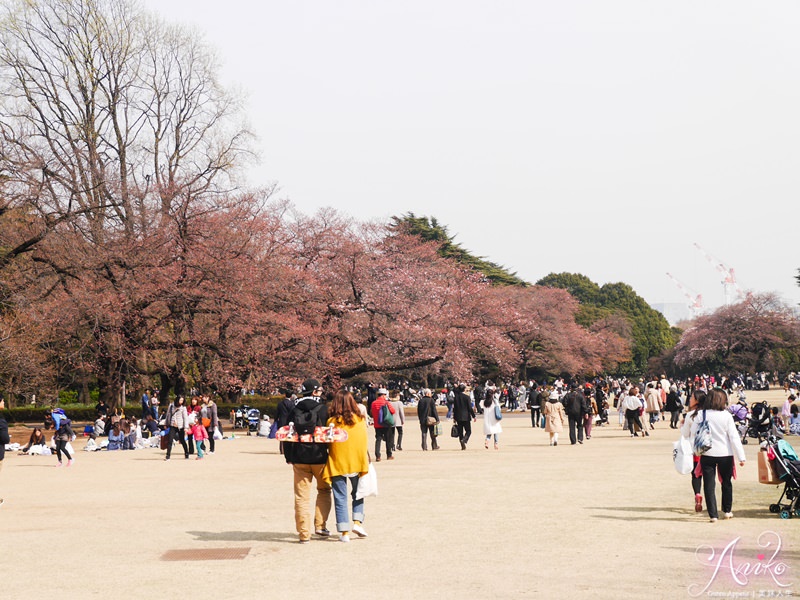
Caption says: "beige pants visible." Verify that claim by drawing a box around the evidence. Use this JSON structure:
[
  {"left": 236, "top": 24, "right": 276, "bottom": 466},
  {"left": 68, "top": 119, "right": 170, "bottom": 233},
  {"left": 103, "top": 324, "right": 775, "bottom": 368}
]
[{"left": 293, "top": 463, "right": 331, "bottom": 541}]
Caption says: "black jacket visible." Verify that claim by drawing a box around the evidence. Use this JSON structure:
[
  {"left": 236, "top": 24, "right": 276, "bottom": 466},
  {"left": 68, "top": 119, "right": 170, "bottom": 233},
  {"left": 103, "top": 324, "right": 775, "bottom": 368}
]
[
  {"left": 562, "top": 391, "right": 584, "bottom": 417},
  {"left": 283, "top": 397, "right": 328, "bottom": 465},
  {"left": 0, "top": 416, "right": 9, "bottom": 461},
  {"left": 417, "top": 397, "right": 439, "bottom": 424},
  {"left": 452, "top": 391, "right": 475, "bottom": 422}
]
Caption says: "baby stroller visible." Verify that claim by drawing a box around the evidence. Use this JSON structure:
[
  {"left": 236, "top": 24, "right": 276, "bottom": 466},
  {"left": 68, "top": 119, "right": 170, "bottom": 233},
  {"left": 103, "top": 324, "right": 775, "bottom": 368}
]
[
  {"left": 743, "top": 401, "right": 771, "bottom": 443},
  {"left": 246, "top": 408, "right": 260, "bottom": 435},
  {"left": 727, "top": 400, "right": 749, "bottom": 443},
  {"left": 233, "top": 405, "right": 252, "bottom": 430},
  {"left": 762, "top": 435, "right": 800, "bottom": 519}
]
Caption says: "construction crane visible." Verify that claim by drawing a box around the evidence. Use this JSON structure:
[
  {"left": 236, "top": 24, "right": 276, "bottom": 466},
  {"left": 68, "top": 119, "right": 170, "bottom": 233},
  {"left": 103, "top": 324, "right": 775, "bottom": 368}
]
[
  {"left": 666, "top": 273, "right": 704, "bottom": 316},
  {"left": 693, "top": 242, "right": 743, "bottom": 305}
]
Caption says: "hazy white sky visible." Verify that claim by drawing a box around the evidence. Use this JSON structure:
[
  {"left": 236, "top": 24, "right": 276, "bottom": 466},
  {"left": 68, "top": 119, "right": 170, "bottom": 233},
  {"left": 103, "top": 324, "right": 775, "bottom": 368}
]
[{"left": 145, "top": 0, "right": 800, "bottom": 313}]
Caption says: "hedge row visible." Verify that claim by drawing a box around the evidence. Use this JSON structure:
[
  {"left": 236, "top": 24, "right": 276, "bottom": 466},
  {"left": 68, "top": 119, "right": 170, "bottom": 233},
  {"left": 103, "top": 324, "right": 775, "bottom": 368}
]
[{"left": 0, "top": 396, "right": 286, "bottom": 424}]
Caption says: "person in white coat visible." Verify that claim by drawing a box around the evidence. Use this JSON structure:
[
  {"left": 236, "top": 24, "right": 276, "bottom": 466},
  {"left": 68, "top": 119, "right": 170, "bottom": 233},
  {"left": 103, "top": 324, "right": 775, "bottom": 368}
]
[
  {"left": 682, "top": 388, "right": 746, "bottom": 522},
  {"left": 482, "top": 392, "right": 503, "bottom": 450}
]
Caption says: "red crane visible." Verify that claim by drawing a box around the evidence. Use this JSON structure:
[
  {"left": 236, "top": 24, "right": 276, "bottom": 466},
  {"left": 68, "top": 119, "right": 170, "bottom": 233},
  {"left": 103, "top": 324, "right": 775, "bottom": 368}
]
[
  {"left": 693, "top": 243, "right": 743, "bottom": 305},
  {"left": 666, "top": 272, "right": 704, "bottom": 316}
]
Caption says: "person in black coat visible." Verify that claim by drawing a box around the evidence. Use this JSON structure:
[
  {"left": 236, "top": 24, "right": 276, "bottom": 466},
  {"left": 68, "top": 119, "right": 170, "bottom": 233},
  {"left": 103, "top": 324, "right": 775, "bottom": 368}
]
[
  {"left": 0, "top": 399, "right": 9, "bottom": 506},
  {"left": 452, "top": 384, "right": 476, "bottom": 450},
  {"left": 528, "top": 384, "right": 541, "bottom": 427},
  {"left": 417, "top": 389, "right": 440, "bottom": 451},
  {"left": 562, "top": 384, "right": 585, "bottom": 445}
]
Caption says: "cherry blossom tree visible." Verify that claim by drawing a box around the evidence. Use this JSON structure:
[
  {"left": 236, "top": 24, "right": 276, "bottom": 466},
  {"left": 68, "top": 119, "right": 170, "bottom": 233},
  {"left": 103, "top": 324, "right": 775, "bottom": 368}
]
[{"left": 672, "top": 293, "right": 800, "bottom": 373}]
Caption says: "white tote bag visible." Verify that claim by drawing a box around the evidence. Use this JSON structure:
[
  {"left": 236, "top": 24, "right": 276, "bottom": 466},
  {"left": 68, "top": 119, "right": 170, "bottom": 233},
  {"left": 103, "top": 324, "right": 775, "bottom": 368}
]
[
  {"left": 673, "top": 437, "right": 693, "bottom": 475},
  {"left": 355, "top": 463, "right": 378, "bottom": 500}
]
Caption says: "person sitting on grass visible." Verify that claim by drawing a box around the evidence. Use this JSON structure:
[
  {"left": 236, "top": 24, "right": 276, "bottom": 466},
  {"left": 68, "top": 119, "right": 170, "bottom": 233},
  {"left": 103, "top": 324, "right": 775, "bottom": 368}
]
[
  {"left": 107, "top": 422, "right": 124, "bottom": 451},
  {"left": 19, "top": 428, "right": 47, "bottom": 454}
]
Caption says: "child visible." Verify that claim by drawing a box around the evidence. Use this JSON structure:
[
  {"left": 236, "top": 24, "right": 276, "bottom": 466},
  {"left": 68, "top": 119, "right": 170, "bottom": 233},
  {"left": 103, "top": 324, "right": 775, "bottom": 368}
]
[
  {"left": 191, "top": 418, "right": 209, "bottom": 460},
  {"left": 771, "top": 406, "right": 784, "bottom": 434}
]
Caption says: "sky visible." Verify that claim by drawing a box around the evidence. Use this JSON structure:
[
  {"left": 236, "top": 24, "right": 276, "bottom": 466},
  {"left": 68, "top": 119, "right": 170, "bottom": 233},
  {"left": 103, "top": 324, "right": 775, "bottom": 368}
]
[{"left": 144, "top": 0, "right": 800, "bottom": 317}]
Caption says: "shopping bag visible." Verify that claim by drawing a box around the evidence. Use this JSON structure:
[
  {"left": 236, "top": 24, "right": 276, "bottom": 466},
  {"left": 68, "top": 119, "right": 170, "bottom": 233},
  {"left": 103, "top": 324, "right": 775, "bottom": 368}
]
[
  {"left": 758, "top": 450, "right": 780, "bottom": 484},
  {"left": 672, "top": 437, "right": 693, "bottom": 475},
  {"left": 355, "top": 463, "right": 378, "bottom": 500}
]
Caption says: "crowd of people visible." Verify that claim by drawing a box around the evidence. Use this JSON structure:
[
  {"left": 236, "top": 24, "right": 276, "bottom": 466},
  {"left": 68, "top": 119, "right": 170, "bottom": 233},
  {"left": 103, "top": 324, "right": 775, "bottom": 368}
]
[{"left": 4, "top": 370, "right": 799, "bottom": 532}]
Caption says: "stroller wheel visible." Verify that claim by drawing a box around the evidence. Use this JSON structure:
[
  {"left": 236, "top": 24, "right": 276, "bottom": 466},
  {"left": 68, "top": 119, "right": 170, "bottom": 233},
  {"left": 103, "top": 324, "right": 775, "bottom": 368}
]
[
  {"left": 769, "top": 504, "right": 780, "bottom": 513},
  {"left": 779, "top": 509, "right": 791, "bottom": 519},
  {"left": 795, "top": 508, "right": 800, "bottom": 518}
]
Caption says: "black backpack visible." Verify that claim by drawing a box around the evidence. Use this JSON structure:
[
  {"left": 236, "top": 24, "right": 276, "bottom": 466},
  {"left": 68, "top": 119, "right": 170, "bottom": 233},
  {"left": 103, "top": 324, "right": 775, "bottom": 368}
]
[
  {"left": 283, "top": 400, "right": 328, "bottom": 465},
  {"left": 292, "top": 401, "right": 323, "bottom": 436}
]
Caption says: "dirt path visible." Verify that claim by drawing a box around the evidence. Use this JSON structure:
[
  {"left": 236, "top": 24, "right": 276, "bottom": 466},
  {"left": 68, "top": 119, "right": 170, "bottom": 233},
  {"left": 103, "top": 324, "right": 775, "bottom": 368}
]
[{"left": 1, "top": 389, "right": 797, "bottom": 599}]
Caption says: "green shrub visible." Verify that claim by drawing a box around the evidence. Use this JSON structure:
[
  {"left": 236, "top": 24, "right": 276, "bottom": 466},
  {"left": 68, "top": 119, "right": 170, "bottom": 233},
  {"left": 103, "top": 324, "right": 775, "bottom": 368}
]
[{"left": 58, "top": 390, "right": 79, "bottom": 404}]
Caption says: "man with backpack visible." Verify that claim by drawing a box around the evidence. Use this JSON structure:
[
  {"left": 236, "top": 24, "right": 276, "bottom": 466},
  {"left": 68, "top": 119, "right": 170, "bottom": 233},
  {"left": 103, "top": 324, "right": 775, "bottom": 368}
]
[
  {"left": 370, "top": 388, "right": 396, "bottom": 461},
  {"left": 281, "top": 378, "right": 332, "bottom": 543}
]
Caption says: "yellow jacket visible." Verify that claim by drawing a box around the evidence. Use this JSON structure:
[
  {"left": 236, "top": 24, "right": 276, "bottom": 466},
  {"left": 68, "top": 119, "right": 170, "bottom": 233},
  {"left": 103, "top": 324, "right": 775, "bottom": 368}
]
[{"left": 324, "top": 415, "right": 369, "bottom": 481}]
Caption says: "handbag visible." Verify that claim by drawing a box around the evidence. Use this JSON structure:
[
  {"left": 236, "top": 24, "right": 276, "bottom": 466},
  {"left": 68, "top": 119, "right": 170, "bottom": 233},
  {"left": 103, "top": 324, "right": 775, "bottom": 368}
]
[
  {"left": 450, "top": 424, "right": 459, "bottom": 438},
  {"left": 434, "top": 422, "right": 442, "bottom": 437},
  {"left": 355, "top": 463, "right": 378, "bottom": 500},
  {"left": 672, "top": 437, "right": 693, "bottom": 475},
  {"left": 494, "top": 404, "right": 503, "bottom": 421},
  {"left": 693, "top": 410, "right": 712, "bottom": 456},
  {"left": 426, "top": 416, "right": 437, "bottom": 426}
]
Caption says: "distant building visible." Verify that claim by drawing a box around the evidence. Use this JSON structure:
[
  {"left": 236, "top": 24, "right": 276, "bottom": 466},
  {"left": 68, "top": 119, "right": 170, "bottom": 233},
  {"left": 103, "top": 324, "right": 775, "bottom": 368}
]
[{"left": 650, "top": 302, "right": 691, "bottom": 327}]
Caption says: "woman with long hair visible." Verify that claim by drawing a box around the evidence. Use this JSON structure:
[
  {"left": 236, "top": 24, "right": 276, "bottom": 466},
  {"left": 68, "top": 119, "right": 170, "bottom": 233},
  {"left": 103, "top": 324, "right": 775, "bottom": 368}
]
[
  {"left": 20, "top": 428, "right": 46, "bottom": 454},
  {"left": 682, "top": 388, "right": 746, "bottom": 522},
  {"left": 680, "top": 389, "right": 707, "bottom": 512},
  {"left": 324, "top": 389, "right": 370, "bottom": 543}
]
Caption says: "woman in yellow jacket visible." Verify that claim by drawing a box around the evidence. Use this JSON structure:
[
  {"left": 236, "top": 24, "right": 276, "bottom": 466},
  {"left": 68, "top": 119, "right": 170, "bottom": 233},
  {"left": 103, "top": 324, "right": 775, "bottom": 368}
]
[{"left": 325, "top": 389, "right": 370, "bottom": 543}]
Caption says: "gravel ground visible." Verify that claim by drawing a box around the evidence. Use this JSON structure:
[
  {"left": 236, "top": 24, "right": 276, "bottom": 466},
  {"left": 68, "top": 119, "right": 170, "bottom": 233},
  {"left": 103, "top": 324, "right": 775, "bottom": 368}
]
[{"left": 1, "top": 389, "right": 797, "bottom": 599}]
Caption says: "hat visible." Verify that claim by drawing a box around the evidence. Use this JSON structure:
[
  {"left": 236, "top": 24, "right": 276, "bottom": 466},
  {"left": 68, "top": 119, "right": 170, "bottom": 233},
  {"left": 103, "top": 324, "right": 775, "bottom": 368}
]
[
  {"left": 549, "top": 391, "right": 559, "bottom": 400},
  {"left": 377, "top": 387, "right": 389, "bottom": 396},
  {"left": 301, "top": 378, "right": 321, "bottom": 394}
]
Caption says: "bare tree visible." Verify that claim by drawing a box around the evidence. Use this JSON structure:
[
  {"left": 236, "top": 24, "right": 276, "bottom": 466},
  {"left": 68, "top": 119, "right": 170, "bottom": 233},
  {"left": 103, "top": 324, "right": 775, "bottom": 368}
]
[{"left": 0, "top": 0, "right": 253, "bottom": 405}]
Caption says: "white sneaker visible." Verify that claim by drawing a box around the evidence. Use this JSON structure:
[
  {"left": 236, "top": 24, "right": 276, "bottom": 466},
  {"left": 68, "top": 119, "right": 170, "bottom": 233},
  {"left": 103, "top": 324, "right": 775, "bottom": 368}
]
[
  {"left": 352, "top": 524, "right": 368, "bottom": 538},
  {"left": 723, "top": 512, "right": 734, "bottom": 520},
  {"left": 339, "top": 534, "right": 350, "bottom": 543}
]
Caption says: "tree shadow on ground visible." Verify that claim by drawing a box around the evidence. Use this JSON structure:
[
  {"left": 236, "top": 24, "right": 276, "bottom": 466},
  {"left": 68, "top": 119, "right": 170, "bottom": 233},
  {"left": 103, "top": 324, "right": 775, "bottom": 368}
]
[
  {"left": 187, "top": 530, "right": 300, "bottom": 544},
  {"left": 589, "top": 506, "right": 699, "bottom": 523},
  {"left": 590, "top": 506, "right": 792, "bottom": 523}
]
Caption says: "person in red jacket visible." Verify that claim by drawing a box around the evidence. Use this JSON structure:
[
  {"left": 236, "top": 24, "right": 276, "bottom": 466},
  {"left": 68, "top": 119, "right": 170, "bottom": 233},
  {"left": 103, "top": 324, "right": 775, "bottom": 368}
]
[{"left": 370, "top": 388, "right": 396, "bottom": 461}]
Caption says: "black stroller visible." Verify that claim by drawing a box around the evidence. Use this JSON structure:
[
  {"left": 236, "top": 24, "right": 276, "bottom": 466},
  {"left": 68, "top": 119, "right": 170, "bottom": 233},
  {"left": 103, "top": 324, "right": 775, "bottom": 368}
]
[
  {"left": 742, "top": 401, "right": 771, "bottom": 443},
  {"left": 763, "top": 435, "right": 800, "bottom": 519}
]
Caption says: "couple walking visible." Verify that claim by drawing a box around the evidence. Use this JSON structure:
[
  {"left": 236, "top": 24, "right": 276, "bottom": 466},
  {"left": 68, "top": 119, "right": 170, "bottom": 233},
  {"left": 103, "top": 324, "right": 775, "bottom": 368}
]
[{"left": 282, "top": 379, "right": 370, "bottom": 544}]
